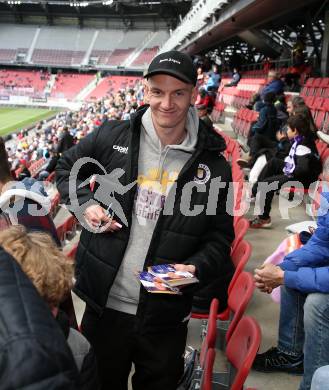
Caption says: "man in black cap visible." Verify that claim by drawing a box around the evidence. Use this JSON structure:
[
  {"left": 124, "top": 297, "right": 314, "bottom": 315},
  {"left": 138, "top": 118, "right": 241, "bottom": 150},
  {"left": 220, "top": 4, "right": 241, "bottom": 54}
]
[{"left": 56, "top": 50, "right": 234, "bottom": 390}]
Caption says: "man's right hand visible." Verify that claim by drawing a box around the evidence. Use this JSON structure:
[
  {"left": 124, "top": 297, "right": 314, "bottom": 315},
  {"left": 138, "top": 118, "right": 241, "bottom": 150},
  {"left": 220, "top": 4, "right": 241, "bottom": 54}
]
[{"left": 83, "top": 204, "right": 122, "bottom": 233}]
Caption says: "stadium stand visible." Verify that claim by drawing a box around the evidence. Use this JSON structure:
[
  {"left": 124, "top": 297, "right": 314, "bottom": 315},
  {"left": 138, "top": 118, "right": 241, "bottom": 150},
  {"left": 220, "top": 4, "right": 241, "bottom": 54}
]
[
  {"left": 50, "top": 73, "right": 94, "bottom": 100},
  {"left": 0, "top": 0, "right": 328, "bottom": 388},
  {"left": 0, "top": 69, "right": 49, "bottom": 97},
  {"left": 86, "top": 75, "right": 140, "bottom": 100}
]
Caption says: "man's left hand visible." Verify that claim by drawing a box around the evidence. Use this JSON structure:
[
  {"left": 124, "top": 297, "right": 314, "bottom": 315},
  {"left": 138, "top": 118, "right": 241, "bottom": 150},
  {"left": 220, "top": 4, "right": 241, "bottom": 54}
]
[{"left": 254, "top": 263, "right": 284, "bottom": 289}]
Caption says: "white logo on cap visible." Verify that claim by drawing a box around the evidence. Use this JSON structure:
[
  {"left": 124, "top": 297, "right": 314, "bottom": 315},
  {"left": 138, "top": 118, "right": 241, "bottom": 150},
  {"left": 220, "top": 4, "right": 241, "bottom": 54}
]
[{"left": 159, "top": 58, "right": 181, "bottom": 65}]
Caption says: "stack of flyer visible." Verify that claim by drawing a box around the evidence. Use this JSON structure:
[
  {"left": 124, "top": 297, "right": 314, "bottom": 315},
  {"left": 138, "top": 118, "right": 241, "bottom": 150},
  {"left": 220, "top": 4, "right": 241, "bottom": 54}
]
[{"left": 138, "top": 264, "right": 198, "bottom": 294}]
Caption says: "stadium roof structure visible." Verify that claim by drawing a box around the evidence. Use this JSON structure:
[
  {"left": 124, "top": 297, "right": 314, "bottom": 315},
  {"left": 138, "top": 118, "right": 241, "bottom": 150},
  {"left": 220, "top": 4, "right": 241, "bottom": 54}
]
[
  {"left": 0, "top": 0, "right": 193, "bottom": 28},
  {"left": 170, "top": 0, "right": 324, "bottom": 55}
]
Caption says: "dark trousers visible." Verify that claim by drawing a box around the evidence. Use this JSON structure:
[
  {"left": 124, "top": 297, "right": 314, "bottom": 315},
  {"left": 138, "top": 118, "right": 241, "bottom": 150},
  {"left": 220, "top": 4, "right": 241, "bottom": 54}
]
[
  {"left": 248, "top": 134, "right": 277, "bottom": 165},
  {"left": 252, "top": 157, "right": 289, "bottom": 219},
  {"left": 81, "top": 306, "right": 188, "bottom": 390}
]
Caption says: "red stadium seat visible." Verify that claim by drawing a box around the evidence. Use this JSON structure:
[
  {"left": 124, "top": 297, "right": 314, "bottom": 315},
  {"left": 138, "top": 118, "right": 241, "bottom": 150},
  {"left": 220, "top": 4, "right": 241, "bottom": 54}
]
[
  {"left": 231, "top": 217, "right": 249, "bottom": 252},
  {"left": 224, "top": 316, "right": 261, "bottom": 390},
  {"left": 192, "top": 249, "right": 253, "bottom": 327},
  {"left": 199, "top": 298, "right": 218, "bottom": 368},
  {"left": 198, "top": 316, "right": 261, "bottom": 390},
  {"left": 229, "top": 240, "right": 252, "bottom": 294},
  {"left": 300, "top": 77, "right": 315, "bottom": 97},
  {"left": 207, "top": 272, "right": 254, "bottom": 352},
  {"left": 200, "top": 348, "right": 216, "bottom": 390}
]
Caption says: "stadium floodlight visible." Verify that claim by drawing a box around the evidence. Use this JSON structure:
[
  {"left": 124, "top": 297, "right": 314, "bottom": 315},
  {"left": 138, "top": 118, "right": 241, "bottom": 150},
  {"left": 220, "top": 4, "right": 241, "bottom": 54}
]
[
  {"left": 102, "top": 0, "right": 113, "bottom": 5},
  {"left": 7, "top": 0, "right": 21, "bottom": 4}
]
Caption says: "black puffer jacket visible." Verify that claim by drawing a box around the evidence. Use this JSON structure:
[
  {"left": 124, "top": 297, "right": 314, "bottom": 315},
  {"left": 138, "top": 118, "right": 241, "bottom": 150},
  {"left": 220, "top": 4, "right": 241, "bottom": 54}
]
[
  {"left": 56, "top": 106, "right": 234, "bottom": 332},
  {"left": 0, "top": 247, "right": 79, "bottom": 389}
]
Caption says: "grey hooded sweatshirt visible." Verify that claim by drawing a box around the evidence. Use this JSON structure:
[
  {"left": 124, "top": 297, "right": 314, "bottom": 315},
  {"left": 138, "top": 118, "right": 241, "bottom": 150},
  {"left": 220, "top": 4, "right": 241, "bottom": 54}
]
[{"left": 107, "top": 106, "right": 199, "bottom": 314}]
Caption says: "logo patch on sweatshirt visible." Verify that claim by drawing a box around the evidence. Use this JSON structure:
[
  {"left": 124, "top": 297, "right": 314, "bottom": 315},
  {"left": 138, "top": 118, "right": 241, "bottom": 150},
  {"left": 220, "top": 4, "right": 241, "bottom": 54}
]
[{"left": 194, "top": 163, "right": 211, "bottom": 184}]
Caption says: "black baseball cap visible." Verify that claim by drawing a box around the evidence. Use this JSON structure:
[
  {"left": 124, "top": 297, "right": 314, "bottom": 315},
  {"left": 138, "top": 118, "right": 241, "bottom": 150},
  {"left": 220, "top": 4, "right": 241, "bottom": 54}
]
[{"left": 144, "top": 50, "right": 197, "bottom": 86}]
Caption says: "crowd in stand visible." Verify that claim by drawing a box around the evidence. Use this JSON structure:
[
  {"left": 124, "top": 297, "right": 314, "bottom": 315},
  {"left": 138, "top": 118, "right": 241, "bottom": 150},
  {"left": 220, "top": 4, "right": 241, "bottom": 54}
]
[
  {"left": 5, "top": 80, "right": 145, "bottom": 181},
  {"left": 1, "top": 54, "right": 329, "bottom": 390}
]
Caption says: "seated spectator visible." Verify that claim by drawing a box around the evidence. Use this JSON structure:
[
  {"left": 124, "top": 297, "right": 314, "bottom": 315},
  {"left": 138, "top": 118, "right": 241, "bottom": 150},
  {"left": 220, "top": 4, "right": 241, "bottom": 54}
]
[
  {"left": 196, "top": 66, "right": 204, "bottom": 88},
  {"left": 286, "top": 96, "right": 306, "bottom": 116},
  {"left": 248, "top": 128, "right": 291, "bottom": 188},
  {"left": 253, "top": 169, "right": 329, "bottom": 389},
  {"left": 284, "top": 72, "right": 301, "bottom": 92},
  {"left": 38, "top": 149, "right": 59, "bottom": 181},
  {"left": 206, "top": 64, "right": 221, "bottom": 92},
  {"left": 17, "top": 159, "right": 31, "bottom": 181},
  {"left": 294, "top": 105, "right": 318, "bottom": 135},
  {"left": 0, "top": 137, "right": 59, "bottom": 245},
  {"left": 256, "top": 71, "right": 285, "bottom": 110},
  {"left": 195, "top": 88, "right": 214, "bottom": 112},
  {"left": 57, "top": 125, "right": 74, "bottom": 155},
  {"left": 0, "top": 225, "right": 99, "bottom": 389},
  {"left": 275, "top": 95, "right": 289, "bottom": 128},
  {"left": 0, "top": 246, "right": 79, "bottom": 389},
  {"left": 237, "top": 92, "right": 279, "bottom": 168},
  {"left": 250, "top": 114, "right": 322, "bottom": 228},
  {"left": 246, "top": 93, "right": 261, "bottom": 111},
  {"left": 196, "top": 104, "right": 213, "bottom": 128},
  {"left": 224, "top": 67, "right": 241, "bottom": 87}
]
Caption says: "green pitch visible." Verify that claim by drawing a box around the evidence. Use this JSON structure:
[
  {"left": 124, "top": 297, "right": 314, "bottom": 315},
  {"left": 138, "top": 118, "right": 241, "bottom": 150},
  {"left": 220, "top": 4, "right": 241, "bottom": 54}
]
[{"left": 0, "top": 107, "right": 59, "bottom": 137}]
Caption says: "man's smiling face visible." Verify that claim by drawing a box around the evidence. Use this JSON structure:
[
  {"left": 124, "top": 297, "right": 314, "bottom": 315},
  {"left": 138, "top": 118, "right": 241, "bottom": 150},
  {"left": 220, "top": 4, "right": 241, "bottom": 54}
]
[{"left": 145, "top": 74, "right": 197, "bottom": 133}]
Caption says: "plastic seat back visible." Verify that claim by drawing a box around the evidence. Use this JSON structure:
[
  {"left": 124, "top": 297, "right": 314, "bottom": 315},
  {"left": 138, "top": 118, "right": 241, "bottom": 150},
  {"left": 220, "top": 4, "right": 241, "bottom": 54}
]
[
  {"left": 229, "top": 240, "right": 252, "bottom": 293},
  {"left": 200, "top": 348, "right": 216, "bottom": 390},
  {"left": 226, "top": 316, "right": 261, "bottom": 390},
  {"left": 232, "top": 218, "right": 249, "bottom": 253},
  {"left": 226, "top": 272, "right": 255, "bottom": 341},
  {"left": 199, "top": 298, "right": 218, "bottom": 368}
]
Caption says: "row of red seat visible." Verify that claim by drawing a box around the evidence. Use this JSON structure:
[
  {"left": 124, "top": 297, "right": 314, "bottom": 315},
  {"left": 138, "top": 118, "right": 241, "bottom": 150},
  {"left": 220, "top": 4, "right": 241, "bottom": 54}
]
[
  {"left": 232, "top": 108, "right": 258, "bottom": 138},
  {"left": 301, "top": 77, "right": 329, "bottom": 98},
  {"left": 236, "top": 78, "right": 266, "bottom": 92},
  {"left": 194, "top": 285, "right": 260, "bottom": 390},
  {"left": 191, "top": 129, "right": 259, "bottom": 389},
  {"left": 210, "top": 101, "right": 225, "bottom": 122},
  {"left": 302, "top": 96, "right": 329, "bottom": 133},
  {"left": 219, "top": 89, "right": 254, "bottom": 109},
  {"left": 14, "top": 157, "right": 46, "bottom": 179},
  {"left": 231, "top": 95, "right": 329, "bottom": 137}
]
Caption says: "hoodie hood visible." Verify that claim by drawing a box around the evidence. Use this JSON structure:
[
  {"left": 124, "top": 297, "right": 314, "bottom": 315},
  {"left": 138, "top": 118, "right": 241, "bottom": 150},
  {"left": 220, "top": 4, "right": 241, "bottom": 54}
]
[
  {"left": 134, "top": 104, "right": 226, "bottom": 153},
  {"left": 141, "top": 105, "right": 199, "bottom": 153},
  {"left": 141, "top": 106, "right": 199, "bottom": 180},
  {"left": 0, "top": 178, "right": 51, "bottom": 219}
]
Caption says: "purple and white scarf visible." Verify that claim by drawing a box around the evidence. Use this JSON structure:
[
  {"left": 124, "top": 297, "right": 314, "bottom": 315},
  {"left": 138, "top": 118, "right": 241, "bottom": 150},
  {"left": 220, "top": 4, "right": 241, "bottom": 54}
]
[{"left": 283, "top": 135, "right": 304, "bottom": 176}]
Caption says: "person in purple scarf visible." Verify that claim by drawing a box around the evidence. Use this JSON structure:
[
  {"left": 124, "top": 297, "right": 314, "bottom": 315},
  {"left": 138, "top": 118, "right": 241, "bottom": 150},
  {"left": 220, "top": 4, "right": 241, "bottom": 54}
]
[{"left": 250, "top": 114, "right": 322, "bottom": 228}]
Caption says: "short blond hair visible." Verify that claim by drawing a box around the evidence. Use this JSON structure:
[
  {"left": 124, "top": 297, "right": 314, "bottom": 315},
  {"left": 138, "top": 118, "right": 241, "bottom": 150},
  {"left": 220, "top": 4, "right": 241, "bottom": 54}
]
[{"left": 0, "top": 225, "right": 73, "bottom": 307}]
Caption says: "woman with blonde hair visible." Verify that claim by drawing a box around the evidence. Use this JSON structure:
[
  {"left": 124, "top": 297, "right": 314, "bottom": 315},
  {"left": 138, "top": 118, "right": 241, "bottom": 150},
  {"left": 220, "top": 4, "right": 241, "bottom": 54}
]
[{"left": 0, "top": 225, "right": 99, "bottom": 390}]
